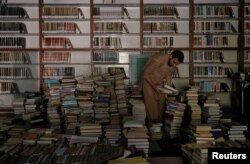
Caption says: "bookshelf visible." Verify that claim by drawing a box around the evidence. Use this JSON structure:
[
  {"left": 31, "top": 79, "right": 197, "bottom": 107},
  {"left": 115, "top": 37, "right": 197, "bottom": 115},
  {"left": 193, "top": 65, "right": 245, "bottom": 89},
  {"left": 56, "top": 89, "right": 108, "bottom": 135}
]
[
  {"left": 0, "top": 0, "right": 40, "bottom": 108},
  {"left": 142, "top": 0, "right": 190, "bottom": 91},
  {"left": 191, "top": 0, "right": 240, "bottom": 106},
  {"left": 0, "top": 0, "right": 249, "bottom": 109},
  {"left": 40, "top": 0, "right": 92, "bottom": 85},
  {"left": 91, "top": 0, "right": 141, "bottom": 76}
]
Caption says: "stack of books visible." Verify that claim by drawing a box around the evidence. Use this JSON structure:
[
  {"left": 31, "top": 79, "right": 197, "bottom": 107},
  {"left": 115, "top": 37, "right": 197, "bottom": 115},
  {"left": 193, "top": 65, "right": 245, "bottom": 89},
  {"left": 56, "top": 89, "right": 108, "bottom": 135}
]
[
  {"left": 186, "top": 86, "right": 202, "bottom": 125},
  {"left": 164, "top": 100, "right": 186, "bottom": 138},
  {"left": 189, "top": 124, "right": 214, "bottom": 144},
  {"left": 201, "top": 97, "right": 222, "bottom": 125},
  {"left": 123, "top": 120, "right": 149, "bottom": 155},
  {"left": 221, "top": 122, "right": 248, "bottom": 141}
]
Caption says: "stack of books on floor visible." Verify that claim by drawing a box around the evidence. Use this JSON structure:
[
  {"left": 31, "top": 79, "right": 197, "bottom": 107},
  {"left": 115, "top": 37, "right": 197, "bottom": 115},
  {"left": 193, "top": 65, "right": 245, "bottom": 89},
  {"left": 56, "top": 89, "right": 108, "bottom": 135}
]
[
  {"left": 181, "top": 142, "right": 213, "bottom": 164},
  {"left": 123, "top": 120, "right": 149, "bottom": 156},
  {"left": 220, "top": 121, "right": 248, "bottom": 141},
  {"left": 12, "top": 96, "right": 25, "bottom": 115},
  {"left": 104, "top": 124, "right": 122, "bottom": 145},
  {"left": 185, "top": 86, "right": 202, "bottom": 125},
  {"left": 201, "top": 97, "right": 222, "bottom": 125},
  {"left": 164, "top": 100, "right": 186, "bottom": 138},
  {"left": 188, "top": 124, "right": 215, "bottom": 144},
  {"left": 149, "top": 123, "right": 163, "bottom": 140},
  {"left": 78, "top": 123, "right": 103, "bottom": 143}
]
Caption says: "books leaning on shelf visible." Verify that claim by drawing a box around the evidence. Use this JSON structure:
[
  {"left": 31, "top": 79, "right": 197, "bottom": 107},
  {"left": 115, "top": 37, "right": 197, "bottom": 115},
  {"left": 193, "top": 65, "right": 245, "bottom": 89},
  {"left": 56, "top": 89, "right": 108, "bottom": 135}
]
[
  {"left": 0, "top": 82, "right": 14, "bottom": 94},
  {"left": 0, "top": 22, "right": 27, "bottom": 33},
  {"left": 42, "top": 51, "right": 71, "bottom": 63},
  {"left": 42, "top": 22, "right": 81, "bottom": 34},
  {"left": 144, "top": 6, "right": 179, "bottom": 18},
  {"left": 42, "top": 37, "right": 73, "bottom": 48},
  {"left": 158, "top": 85, "right": 178, "bottom": 94},
  {"left": 0, "top": 67, "right": 32, "bottom": 79},
  {"left": 42, "top": 7, "right": 84, "bottom": 19},
  {"left": 0, "top": 5, "right": 28, "bottom": 18},
  {"left": 0, "top": 52, "right": 31, "bottom": 64}
]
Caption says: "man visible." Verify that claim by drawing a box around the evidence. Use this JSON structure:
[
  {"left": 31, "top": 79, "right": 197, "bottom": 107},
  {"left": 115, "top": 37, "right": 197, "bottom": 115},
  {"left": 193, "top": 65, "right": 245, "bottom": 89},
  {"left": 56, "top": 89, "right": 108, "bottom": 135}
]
[{"left": 139, "top": 50, "right": 184, "bottom": 123}]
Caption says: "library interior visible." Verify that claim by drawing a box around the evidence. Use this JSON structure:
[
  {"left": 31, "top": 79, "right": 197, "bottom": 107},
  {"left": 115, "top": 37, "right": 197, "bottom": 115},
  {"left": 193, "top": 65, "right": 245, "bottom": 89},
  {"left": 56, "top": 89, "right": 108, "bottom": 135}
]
[{"left": 1, "top": 0, "right": 250, "bottom": 163}]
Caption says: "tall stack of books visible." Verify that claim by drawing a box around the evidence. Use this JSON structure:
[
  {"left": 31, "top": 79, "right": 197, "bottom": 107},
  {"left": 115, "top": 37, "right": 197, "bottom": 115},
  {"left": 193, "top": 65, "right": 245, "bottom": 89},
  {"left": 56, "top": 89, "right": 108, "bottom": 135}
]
[
  {"left": 164, "top": 100, "right": 186, "bottom": 138},
  {"left": 123, "top": 120, "right": 149, "bottom": 155},
  {"left": 201, "top": 97, "right": 222, "bottom": 125},
  {"left": 93, "top": 78, "right": 112, "bottom": 125},
  {"left": 43, "top": 79, "right": 62, "bottom": 133},
  {"left": 22, "top": 93, "right": 45, "bottom": 127},
  {"left": 186, "top": 86, "right": 201, "bottom": 125},
  {"left": 60, "top": 78, "right": 77, "bottom": 108},
  {"left": 60, "top": 78, "right": 78, "bottom": 134},
  {"left": 75, "top": 76, "right": 95, "bottom": 124}
]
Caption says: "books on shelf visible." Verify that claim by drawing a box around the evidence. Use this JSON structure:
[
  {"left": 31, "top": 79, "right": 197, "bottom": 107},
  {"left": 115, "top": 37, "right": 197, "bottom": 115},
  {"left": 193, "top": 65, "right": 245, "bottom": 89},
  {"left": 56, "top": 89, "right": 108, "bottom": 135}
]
[
  {"left": 143, "top": 37, "right": 169, "bottom": 48},
  {"left": 0, "top": 6, "right": 28, "bottom": 18},
  {"left": 93, "top": 51, "right": 119, "bottom": 63},
  {"left": 42, "top": 51, "right": 71, "bottom": 63},
  {"left": 144, "top": 6, "right": 179, "bottom": 18},
  {"left": 0, "top": 22, "right": 27, "bottom": 33},
  {"left": 0, "top": 67, "right": 32, "bottom": 79},
  {"left": 42, "top": 22, "right": 81, "bottom": 34},
  {"left": 42, "top": 7, "right": 84, "bottom": 19},
  {"left": 0, "top": 52, "right": 31, "bottom": 64},
  {"left": 194, "top": 6, "right": 234, "bottom": 18},
  {"left": 42, "top": 67, "right": 75, "bottom": 78},
  {"left": 143, "top": 22, "right": 177, "bottom": 33},
  {"left": 0, "top": 37, "right": 26, "bottom": 48},
  {"left": 42, "top": 37, "right": 73, "bottom": 48}
]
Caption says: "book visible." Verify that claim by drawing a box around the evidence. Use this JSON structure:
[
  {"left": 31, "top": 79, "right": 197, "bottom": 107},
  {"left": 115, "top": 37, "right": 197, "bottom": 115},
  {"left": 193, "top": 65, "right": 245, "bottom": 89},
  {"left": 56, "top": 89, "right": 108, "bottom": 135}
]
[{"left": 159, "top": 85, "right": 178, "bottom": 94}]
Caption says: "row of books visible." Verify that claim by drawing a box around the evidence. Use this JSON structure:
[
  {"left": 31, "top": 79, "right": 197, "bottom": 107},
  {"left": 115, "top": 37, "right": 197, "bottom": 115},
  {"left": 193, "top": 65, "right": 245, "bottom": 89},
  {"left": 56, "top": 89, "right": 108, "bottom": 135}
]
[
  {"left": 42, "top": 51, "right": 71, "bottom": 63},
  {"left": 193, "top": 51, "right": 224, "bottom": 63},
  {"left": 144, "top": 6, "right": 178, "bottom": 17},
  {"left": 42, "top": 22, "right": 81, "bottom": 34},
  {"left": 0, "top": 82, "right": 15, "bottom": 94},
  {"left": 143, "top": 37, "right": 170, "bottom": 48},
  {"left": 193, "top": 66, "right": 228, "bottom": 78},
  {"left": 0, "top": 5, "right": 28, "bottom": 18},
  {"left": 0, "top": 37, "right": 26, "bottom": 48},
  {"left": 194, "top": 21, "right": 236, "bottom": 33},
  {"left": 0, "top": 67, "right": 32, "bottom": 79},
  {"left": 0, "top": 52, "right": 31, "bottom": 64},
  {"left": 194, "top": 6, "right": 234, "bottom": 18},
  {"left": 193, "top": 36, "right": 229, "bottom": 47},
  {"left": 93, "top": 7, "right": 130, "bottom": 19},
  {"left": 42, "top": 7, "right": 84, "bottom": 19},
  {"left": 42, "top": 67, "right": 74, "bottom": 78},
  {"left": 143, "top": 22, "right": 177, "bottom": 33},
  {"left": 0, "top": 22, "right": 27, "bottom": 33}
]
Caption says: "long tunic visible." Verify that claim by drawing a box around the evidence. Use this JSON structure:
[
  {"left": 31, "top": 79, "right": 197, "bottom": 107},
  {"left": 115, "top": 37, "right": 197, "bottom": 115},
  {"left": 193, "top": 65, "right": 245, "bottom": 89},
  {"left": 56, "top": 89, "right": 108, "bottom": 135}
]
[{"left": 139, "top": 53, "right": 176, "bottom": 123}]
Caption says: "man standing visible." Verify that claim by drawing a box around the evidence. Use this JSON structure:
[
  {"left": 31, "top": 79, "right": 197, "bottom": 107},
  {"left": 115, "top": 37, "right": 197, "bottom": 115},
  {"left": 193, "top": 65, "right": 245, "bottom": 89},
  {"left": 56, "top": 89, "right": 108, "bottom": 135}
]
[{"left": 139, "top": 50, "right": 184, "bottom": 123}]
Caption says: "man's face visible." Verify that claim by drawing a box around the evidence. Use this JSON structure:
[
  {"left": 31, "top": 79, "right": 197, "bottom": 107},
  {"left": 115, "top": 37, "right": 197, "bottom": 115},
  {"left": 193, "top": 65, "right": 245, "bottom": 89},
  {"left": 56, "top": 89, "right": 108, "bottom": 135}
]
[{"left": 168, "top": 57, "right": 181, "bottom": 67}]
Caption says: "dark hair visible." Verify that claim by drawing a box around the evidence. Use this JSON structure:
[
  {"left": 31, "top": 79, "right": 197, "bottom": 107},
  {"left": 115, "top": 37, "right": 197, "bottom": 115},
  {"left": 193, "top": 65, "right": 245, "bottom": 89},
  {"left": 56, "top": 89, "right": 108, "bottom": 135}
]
[{"left": 171, "top": 50, "right": 184, "bottom": 63}]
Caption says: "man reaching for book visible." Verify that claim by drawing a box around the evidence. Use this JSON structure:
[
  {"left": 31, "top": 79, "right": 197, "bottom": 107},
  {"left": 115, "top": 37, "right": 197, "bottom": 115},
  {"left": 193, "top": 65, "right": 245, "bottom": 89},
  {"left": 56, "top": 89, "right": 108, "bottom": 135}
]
[{"left": 139, "top": 50, "right": 184, "bottom": 123}]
